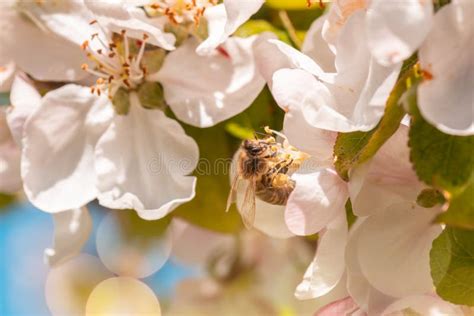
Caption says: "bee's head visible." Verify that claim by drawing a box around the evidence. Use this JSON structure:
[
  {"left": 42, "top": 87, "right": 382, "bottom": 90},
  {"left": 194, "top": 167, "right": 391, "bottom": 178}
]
[{"left": 243, "top": 139, "right": 266, "bottom": 157}]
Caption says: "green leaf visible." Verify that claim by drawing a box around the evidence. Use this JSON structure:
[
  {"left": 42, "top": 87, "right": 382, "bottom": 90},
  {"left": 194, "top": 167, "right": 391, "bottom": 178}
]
[
  {"left": 333, "top": 67, "right": 417, "bottom": 181},
  {"left": 430, "top": 227, "right": 474, "bottom": 306},
  {"left": 436, "top": 180, "right": 474, "bottom": 230},
  {"left": 235, "top": 19, "right": 291, "bottom": 44},
  {"left": 173, "top": 88, "right": 284, "bottom": 233},
  {"left": 408, "top": 100, "right": 474, "bottom": 194}
]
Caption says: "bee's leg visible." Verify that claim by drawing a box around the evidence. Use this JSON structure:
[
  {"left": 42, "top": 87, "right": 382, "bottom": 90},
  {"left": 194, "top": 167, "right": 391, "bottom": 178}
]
[{"left": 267, "top": 158, "right": 294, "bottom": 177}]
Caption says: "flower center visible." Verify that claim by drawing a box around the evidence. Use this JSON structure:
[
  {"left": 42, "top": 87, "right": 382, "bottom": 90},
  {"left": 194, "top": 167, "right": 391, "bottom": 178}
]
[
  {"left": 81, "top": 21, "right": 150, "bottom": 99},
  {"left": 146, "top": 0, "right": 218, "bottom": 25}
]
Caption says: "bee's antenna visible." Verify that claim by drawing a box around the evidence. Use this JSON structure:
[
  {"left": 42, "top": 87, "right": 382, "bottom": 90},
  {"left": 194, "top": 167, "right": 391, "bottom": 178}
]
[{"left": 253, "top": 131, "right": 267, "bottom": 139}]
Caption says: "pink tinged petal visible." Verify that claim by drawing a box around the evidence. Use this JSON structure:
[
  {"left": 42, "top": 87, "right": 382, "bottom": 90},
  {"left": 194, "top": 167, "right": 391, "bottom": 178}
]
[
  {"left": 252, "top": 35, "right": 290, "bottom": 86},
  {"left": 418, "top": 1, "right": 474, "bottom": 136},
  {"left": 7, "top": 73, "right": 42, "bottom": 145},
  {"left": 253, "top": 201, "right": 294, "bottom": 239},
  {"left": 315, "top": 296, "right": 364, "bottom": 316},
  {"left": 0, "top": 10, "right": 88, "bottom": 82},
  {"left": 349, "top": 125, "right": 423, "bottom": 216},
  {"left": 22, "top": 85, "right": 113, "bottom": 213},
  {"left": 196, "top": 1, "right": 265, "bottom": 54},
  {"left": 44, "top": 207, "right": 92, "bottom": 267},
  {"left": 296, "top": 212, "right": 348, "bottom": 299},
  {"left": 302, "top": 15, "right": 336, "bottom": 73},
  {"left": 272, "top": 69, "right": 356, "bottom": 132},
  {"left": 332, "top": 11, "right": 402, "bottom": 132},
  {"left": 0, "top": 62, "right": 16, "bottom": 92},
  {"left": 366, "top": 0, "right": 433, "bottom": 66},
  {"left": 156, "top": 36, "right": 265, "bottom": 127},
  {"left": 95, "top": 93, "right": 199, "bottom": 220},
  {"left": 285, "top": 168, "right": 348, "bottom": 236},
  {"left": 346, "top": 218, "right": 397, "bottom": 315},
  {"left": 381, "top": 294, "right": 465, "bottom": 316},
  {"left": 268, "top": 39, "right": 332, "bottom": 82},
  {"left": 322, "top": 0, "right": 368, "bottom": 51},
  {"left": 356, "top": 203, "right": 443, "bottom": 298},
  {"left": 0, "top": 109, "right": 21, "bottom": 193},
  {"left": 283, "top": 106, "right": 337, "bottom": 166}
]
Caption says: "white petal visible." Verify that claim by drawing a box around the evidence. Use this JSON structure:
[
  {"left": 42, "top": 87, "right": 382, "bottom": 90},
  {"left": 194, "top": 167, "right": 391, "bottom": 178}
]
[
  {"left": 346, "top": 218, "right": 396, "bottom": 314},
  {"left": 22, "top": 85, "right": 113, "bottom": 212},
  {"left": 0, "top": 109, "right": 21, "bottom": 193},
  {"left": 196, "top": 4, "right": 227, "bottom": 55},
  {"left": 381, "top": 294, "right": 464, "bottom": 316},
  {"left": 84, "top": 0, "right": 132, "bottom": 19},
  {"left": 349, "top": 125, "right": 423, "bottom": 216},
  {"left": 366, "top": 0, "right": 433, "bottom": 66},
  {"left": 157, "top": 36, "right": 265, "bottom": 127},
  {"left": 418, "top": 1, "right": 474, "bottom": 136},
  {"left": 196, "top": 0, "right": 265, "bottom": 54},
  {"left": 98, "top": 8, "right": 176, "bottom": 50},
  {"left": 7, "top": 73, "right": 42, "bottom": 145},
  {"left": 0, "top": 62, "right": 16, "bottom": 92},
  {"left": 96, "top": 93, "right": 198, "bottom": 220},
  {"left": 285, "top": 168, "right": 348, "bottom": 236},
  {"left": 272, "top": 69, "right": 357, "bottom": 132},
  {"left": 0, "top": 10, "right": 89, "bottom": 81},
  {"left": 302, "top": 15, "right": 336, "bottom": 73},
  {"left": 357, "top": 202, "right": 443, "bottom": 298},
  {"left": 44, "top": 207, "right": 92, "bottom": 267},
  {"left": 18, "top": 0, "right": 96, "bottom": 46},
  {"left": 295, "top": 213, "right": 347, "bottom": 299},
  {"left": 283, "top": 106, "right": 337, "bottom": 166}
]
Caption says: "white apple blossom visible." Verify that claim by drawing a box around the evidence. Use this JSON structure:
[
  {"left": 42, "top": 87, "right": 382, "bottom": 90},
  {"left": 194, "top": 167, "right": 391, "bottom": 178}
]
[
  {"left": 282, "top": 116, "right": 426, "bottom": 300},
  {"left": 255, "top": 0, "right": 434, "bottom": 133},
  {"left": 418, "top": 0, "right": 474, "bottom": 136},
  {"left": 84, "top": 0, "right": 265, "bottom": 55},
  {"left": 83, "top": 0, "right": 268, "bottom": 127}
]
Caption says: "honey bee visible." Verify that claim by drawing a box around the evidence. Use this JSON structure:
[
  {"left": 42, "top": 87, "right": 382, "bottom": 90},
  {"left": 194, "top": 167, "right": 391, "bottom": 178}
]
[{"left": 226, "top": 127, "right": 309, "bottom": 228}]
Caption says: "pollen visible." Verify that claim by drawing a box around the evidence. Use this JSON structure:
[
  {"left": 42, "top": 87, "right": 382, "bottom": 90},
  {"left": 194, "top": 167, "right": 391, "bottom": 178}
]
[
  {"left": 80, "top": 23, "right": 150, "bottom": 99},
  {"left": 146, "top": 0, "right": 218, "bottom": 26}
]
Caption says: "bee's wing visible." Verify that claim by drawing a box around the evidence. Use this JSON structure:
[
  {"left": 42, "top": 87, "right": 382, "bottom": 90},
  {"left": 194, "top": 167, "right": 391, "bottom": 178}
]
[
  {"left": 225, "top": 174, "right": 240, "bottom": 212},
  {"left": 240, "top": 179, "right": 256, "bottom": 229}
]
